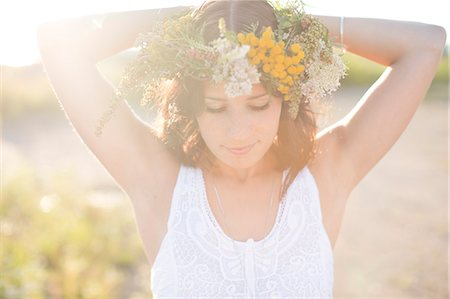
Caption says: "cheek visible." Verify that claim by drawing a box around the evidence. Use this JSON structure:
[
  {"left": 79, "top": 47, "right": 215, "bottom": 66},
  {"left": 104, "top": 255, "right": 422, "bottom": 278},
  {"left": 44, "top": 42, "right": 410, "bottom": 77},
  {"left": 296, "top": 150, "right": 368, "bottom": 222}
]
[
  {"left": 261, "top": 100, "right": 282, "bottom": 132},
  {"left": 196, "top": 115, "right": 223, "bottom": 145},
  {"left": 261, "top": 114, "right": 280, "bottom": 139}
]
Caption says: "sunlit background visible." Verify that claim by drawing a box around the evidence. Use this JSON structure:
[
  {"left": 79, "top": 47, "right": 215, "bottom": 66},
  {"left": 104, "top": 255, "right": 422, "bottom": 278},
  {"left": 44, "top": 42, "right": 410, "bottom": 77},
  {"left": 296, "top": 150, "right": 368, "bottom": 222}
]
[
  {"left": 0, "top": 0, "right": 448, "bottom": 66},
  {"left": 2, "top": 0, "right": 448, "bottom": 298}
]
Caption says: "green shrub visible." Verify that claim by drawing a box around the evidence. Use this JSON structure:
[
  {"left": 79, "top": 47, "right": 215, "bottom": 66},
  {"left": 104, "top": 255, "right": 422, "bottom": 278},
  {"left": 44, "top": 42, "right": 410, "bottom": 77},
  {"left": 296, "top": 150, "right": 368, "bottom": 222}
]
[
  {"left": 1, "top": 159, "right": 149, "bottom": 298},
  {"left": 341, "top": 52, "right": 449, "bottom": 86}
]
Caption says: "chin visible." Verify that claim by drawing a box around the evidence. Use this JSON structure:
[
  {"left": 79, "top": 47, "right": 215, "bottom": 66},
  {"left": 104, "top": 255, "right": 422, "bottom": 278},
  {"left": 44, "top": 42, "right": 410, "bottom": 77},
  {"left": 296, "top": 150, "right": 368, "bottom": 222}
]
[{"left": 220, "top": 146, "right": 270, "bottom": 169}]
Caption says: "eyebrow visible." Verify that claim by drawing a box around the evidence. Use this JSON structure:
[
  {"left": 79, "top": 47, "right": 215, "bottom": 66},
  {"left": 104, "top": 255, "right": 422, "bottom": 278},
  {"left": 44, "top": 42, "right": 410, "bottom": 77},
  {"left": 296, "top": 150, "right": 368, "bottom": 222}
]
[{"left": 204, "top": 93, "right": 268, "bottom": 102}]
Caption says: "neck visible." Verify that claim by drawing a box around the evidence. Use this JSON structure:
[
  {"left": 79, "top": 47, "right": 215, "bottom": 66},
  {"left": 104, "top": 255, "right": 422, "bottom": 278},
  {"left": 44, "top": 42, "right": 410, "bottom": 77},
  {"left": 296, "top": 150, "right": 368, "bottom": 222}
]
[{"left": 207, "top": 150, "right": 278, "bottom": 184}]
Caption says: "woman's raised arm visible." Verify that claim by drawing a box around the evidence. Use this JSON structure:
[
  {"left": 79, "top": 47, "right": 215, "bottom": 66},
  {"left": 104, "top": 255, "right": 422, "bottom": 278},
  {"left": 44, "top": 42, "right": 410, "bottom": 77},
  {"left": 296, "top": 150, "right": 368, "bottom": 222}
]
[
  {"left": 36, "top": 6, "right": 189, "bottom": 203},
  {"left": 313, "top": 15, "right": 446, "bottom": 193},
  {"left": 37, "top": 7, "right": 189, "bottom": 63}
]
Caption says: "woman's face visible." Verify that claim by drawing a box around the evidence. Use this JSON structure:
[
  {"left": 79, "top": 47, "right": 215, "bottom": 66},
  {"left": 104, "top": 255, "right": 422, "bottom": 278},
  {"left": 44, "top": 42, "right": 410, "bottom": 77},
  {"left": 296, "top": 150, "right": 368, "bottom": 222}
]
[{"left": 196, "top": 81, "right": 282, "bottom": 169}]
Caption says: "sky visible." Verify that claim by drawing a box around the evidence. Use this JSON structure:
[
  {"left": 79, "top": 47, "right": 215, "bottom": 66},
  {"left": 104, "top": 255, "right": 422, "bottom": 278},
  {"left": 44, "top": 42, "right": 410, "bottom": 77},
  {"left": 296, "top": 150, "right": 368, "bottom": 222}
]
[{"left": 0, "top": 0, "right": 448, "bottom": 67}]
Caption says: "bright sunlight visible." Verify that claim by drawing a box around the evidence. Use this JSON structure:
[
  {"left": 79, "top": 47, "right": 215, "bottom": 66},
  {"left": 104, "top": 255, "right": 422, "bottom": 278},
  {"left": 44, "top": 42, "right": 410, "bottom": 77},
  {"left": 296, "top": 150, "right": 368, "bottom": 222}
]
[{"left": 0, "top": 0, "right": 447, "bottom": 67}]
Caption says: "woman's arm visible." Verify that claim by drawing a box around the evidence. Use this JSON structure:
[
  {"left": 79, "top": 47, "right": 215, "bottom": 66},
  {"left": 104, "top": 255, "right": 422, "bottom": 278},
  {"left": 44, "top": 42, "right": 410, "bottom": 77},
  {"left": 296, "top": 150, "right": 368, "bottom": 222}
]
[
  {"left": 316, "top": 16, "right": 446, "bottom": 66},
  {"left": 36, "top": 7, "right": 189, "bottom": 203},
  {"left": 37, "top": 6, "right": 191, "bottom": 63},
  {"left": 312, "top": 15, "right": 446, "bottom": 193}
]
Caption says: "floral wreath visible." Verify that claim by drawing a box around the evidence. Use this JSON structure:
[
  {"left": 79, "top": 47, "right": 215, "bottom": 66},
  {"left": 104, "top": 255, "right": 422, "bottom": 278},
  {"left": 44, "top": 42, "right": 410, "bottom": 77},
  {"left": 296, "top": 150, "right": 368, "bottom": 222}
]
[{"left": 95, "top": 0, "right": 347, "bottom": 137}]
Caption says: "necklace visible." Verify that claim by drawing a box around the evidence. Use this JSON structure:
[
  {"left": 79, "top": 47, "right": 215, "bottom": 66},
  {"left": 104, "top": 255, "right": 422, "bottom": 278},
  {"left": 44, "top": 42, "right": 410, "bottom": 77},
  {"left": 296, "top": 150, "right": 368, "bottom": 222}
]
[{"left": 211, "top": 173, "right": 277, "bottom": 251}]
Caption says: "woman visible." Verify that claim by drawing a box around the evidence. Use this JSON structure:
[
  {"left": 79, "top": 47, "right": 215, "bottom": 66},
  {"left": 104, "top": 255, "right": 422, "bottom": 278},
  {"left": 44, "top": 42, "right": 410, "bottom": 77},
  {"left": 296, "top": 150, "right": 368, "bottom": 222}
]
[{"left": 36, "top": 0, "right": 446, "bottom": 297}]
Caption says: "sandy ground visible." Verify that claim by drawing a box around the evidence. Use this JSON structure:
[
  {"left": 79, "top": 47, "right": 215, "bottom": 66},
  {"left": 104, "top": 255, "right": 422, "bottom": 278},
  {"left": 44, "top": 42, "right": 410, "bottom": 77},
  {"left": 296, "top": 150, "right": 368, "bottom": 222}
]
[
  {"left": 328, "top": 86, "right": 448, "bottom": 298},
  {"left": 3, "top": 85, "right": 448, "bottom": 298}
]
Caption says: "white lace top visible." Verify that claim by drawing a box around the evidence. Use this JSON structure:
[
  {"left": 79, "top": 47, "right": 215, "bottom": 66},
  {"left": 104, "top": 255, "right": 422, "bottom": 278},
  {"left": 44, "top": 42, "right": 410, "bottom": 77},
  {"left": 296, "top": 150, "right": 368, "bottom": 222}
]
[{"left": 150, "top": 164, "right": 334, "bottom": 298}]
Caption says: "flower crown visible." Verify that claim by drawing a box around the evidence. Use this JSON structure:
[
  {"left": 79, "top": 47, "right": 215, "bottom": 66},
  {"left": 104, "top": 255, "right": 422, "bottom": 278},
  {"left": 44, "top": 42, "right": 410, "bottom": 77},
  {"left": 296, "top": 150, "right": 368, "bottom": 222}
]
[{"left": 95, "top": 0, "right": 346, "bottom": 137}]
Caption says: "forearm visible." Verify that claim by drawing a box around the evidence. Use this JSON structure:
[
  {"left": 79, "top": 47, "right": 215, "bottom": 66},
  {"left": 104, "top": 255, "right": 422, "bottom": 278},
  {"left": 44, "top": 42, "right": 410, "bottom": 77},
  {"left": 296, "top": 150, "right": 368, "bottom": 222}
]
[
  {"left": 37, "top": 6, "right": 191, "bottom": 63},
  {"left": 315, "top": 15, "right": 447, "bottom": 66}
]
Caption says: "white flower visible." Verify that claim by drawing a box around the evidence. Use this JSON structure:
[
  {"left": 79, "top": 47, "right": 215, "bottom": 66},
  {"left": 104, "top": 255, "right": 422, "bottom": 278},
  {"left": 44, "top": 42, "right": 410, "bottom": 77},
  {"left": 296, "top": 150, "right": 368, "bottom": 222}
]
[
  {"left": 301, "top": 48, "right": 346, "bottom": 102},
  {"left": 225, "top": 44, "right": 250, "bottom": 62},
  {"left": 210, "top": 36, "right": 261, "bottom": 98}
]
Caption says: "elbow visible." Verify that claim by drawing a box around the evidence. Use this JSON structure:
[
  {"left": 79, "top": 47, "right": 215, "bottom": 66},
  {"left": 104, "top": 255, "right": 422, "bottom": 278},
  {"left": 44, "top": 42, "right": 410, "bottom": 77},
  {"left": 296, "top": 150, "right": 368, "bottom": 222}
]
[
  {"left": 424, "top": 24, "right": 447, "bottom": 54},
  {"left": 36, "top": 22, "right": 57, "bottom": 52},
  {"left": 36, "top": 21, "right": 54, "bottom": 43},
  {"left": 403, "top": 24, "right": 448, "bottom": 65},
  {"left": 36, "top": 22, "right": 81, "bottom": 60},
  {"left": 36, "top": 24, "right": 50, "bottom": 58},
  {"left": 36, "top": 20, "right": 73, "bottom": 51}
]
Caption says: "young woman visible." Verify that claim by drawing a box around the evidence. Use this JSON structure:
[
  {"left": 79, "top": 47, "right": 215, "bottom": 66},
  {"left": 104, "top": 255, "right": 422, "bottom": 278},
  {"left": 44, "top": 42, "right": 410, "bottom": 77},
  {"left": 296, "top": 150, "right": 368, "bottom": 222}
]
[{"left": 36, "top": 0, "right": 446, "bottom": 297}]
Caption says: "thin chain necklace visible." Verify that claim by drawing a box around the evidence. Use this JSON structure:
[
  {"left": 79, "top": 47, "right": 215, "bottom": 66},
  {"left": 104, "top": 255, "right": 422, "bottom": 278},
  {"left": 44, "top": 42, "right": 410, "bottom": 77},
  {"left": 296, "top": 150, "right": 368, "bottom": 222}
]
[{"left": 211, "top": 173, "right": 277, "bottom": 251}]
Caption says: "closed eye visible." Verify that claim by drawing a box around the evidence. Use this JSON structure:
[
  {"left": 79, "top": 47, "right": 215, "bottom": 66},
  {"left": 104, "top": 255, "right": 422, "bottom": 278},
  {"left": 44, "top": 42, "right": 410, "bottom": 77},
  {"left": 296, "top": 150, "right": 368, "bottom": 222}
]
[
  {"left": 205, "top": 103, "right": 270, "bottom": 113},
  {"left": 252, "top": 102, "right": 270, "bottom": 111}
]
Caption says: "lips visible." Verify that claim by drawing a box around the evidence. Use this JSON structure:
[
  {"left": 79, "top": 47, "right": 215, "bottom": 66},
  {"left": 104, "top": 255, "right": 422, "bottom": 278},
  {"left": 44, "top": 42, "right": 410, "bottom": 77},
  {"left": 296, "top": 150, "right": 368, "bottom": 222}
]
[{"left": 225, "top": 142, "right": 256, "bottom": 155}]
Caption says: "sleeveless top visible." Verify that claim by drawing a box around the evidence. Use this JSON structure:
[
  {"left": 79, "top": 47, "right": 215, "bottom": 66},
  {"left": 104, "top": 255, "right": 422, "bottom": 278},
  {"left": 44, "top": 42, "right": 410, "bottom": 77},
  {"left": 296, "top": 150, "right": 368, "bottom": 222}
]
[{"left": 150, "top": 164, "right": 334, "bottom": 298}]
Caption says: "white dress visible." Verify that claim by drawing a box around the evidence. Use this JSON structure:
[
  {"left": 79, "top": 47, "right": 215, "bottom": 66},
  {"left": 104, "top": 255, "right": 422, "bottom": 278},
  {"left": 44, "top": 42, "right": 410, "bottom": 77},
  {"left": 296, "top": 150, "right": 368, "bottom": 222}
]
[{"left": 151, "top": 164, "right": 334, "bottom": 298}]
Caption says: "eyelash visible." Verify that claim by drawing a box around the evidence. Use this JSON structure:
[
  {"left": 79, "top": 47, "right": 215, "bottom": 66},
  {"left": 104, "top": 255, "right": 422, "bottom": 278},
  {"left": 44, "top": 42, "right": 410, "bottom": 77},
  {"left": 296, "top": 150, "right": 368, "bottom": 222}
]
[{"left": 206, "top": 102, "right": 270, "bottom": 113}]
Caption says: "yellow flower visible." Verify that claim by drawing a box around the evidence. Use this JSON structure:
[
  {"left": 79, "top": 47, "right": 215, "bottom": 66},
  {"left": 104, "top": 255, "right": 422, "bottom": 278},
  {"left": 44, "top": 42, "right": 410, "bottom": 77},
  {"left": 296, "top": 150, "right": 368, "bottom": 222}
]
[
  {"left": 247, "top": 48, "right": 257, "bottom": 58},
  {"left": 283, "top": 57, "right": 293, "bottom": 67},
  {"left": 247, "top": 32, "right": 256, "bottom": 41},
  {"left": 286, "top": 65, "right": 304, "bottom": 75},
  {"left": 266, "top": 39, "right": 275, "bottom": 49},
  {"left": 259, "top": 39, "right": 266, "bottom": 48},
  {"left": 296, "top": 65, "right": 305, "bottom": 73},
  {"left": 277, "top": 84, "right": 289, "bottom": 94},
  {"left": 263, "top": 64, "right": 272, "bottom": 73},
  {"left": 290, "top": 43, "right": 302, "bottom": 53},
  {"left": 287, "top": 66, "right": 297, "bottom": 75},
  {"left": 262, "top": 27, "right": 273, "bottom": 39},
  {"left": 271, "top": 45, "right": 282, "bottom": 55},
  {"left": 292, "top": 55, "right": 303, "bottom": 64},
  {"left": 269, "top": 55, "right": 277, "bottom": 64},
  {"left": 237, "top": 33, "right": 246, "bottom": 44},
  {"left": 285, "top": 76, "right": 294, "bottom": 86},
  {"left": 275, "top": 55, "right": 285, "bottom": 64},
  {"left": 274, "top": 63, "right": 284, "bottom": 72},
  {"left": 251, "top": 36, "right": 259, "bottom": 47},
  {"left": 238, "top": 26, "right": 305, "bottom": 90}
]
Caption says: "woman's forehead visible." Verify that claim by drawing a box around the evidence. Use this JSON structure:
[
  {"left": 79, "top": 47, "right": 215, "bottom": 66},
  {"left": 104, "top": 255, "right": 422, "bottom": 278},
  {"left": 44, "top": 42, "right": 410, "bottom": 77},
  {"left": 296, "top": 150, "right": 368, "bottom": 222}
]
[{"left": 203, "top": 81, "right": 267, "bottom": 99}]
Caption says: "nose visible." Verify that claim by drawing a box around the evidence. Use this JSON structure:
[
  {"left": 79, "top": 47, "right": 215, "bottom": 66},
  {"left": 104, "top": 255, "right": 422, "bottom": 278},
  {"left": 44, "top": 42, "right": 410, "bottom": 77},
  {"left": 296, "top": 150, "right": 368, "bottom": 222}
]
[{"left": 226, "top": 111, "right": 252, "bottom": 140}]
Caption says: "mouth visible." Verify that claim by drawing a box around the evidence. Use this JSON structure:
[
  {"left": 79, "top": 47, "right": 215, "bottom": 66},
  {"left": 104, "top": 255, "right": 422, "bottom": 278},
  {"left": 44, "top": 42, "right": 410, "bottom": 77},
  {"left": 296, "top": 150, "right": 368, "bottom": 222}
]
[{"left": 225, "top": 142, "right": 256, "bottom": 156}]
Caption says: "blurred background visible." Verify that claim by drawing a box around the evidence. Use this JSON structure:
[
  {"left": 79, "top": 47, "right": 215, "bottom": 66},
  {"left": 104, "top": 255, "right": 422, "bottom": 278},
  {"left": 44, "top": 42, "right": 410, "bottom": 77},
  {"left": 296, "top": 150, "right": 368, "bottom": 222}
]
[{"left": 1, "top": 0, "right": 449, "bottom": 298}]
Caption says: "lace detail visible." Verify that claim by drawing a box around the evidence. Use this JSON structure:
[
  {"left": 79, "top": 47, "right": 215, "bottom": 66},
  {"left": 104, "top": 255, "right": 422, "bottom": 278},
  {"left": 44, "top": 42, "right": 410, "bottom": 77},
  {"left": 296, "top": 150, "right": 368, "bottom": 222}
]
[{"left": 151, "top": 165, "right": 334, "bottom": 298}]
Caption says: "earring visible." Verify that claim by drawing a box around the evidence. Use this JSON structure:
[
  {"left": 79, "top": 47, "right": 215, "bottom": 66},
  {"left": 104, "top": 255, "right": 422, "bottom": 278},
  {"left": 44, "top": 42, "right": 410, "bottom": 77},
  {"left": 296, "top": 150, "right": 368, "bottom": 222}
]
[{"left": 273, "top": 134, "right": 279, "bottom": 145}]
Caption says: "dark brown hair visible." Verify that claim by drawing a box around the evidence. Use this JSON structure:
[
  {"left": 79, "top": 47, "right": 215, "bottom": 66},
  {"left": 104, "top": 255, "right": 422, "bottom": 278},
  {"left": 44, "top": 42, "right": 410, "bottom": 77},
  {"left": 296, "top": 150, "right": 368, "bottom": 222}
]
[{"left": 152, "top": 0, "right": 322, "bottom": 199}]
